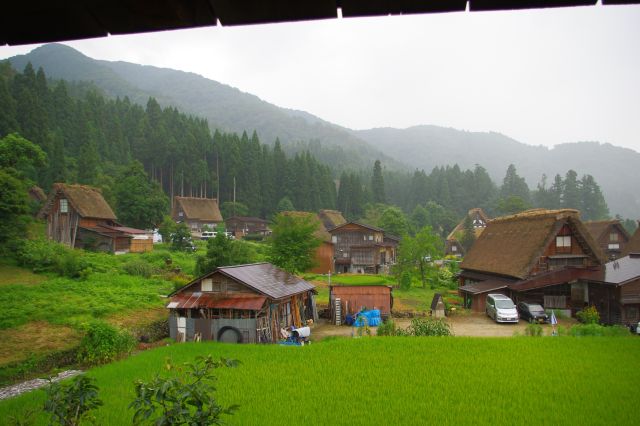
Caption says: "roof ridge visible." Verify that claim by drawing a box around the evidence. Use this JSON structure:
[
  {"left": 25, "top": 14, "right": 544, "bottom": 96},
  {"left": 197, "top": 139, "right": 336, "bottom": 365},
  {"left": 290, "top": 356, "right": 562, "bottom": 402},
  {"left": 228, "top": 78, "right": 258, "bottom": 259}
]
[
  {"left": 490, "top": 208, "right": 579, "bottom": 223},
  {"left": 217, "top": 262, "right": 269, "bottom": 269}
]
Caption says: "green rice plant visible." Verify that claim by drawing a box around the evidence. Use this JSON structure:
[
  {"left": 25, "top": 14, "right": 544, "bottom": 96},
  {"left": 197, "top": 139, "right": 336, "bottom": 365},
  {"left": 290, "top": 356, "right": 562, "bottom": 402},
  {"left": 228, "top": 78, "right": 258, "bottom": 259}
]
[
  {"left": 524, "top": 323, "right": 543, "bottom": 337},
  {"left": 1, "top": 338, "right": 638, "bottom": 425},
  {"left": 569, "top": 323, "right": 631, "bottom": 337}
]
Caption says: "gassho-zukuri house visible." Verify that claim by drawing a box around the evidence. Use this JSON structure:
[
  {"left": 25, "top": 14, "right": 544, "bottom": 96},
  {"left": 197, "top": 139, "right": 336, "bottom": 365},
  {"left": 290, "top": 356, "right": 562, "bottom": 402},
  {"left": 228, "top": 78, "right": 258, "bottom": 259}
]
[
  {"left": 167, "top": 263, "right": 317, "bottom": 343},
  {"left": 458, "top": 209, "right": 640, "bottom": 326}
]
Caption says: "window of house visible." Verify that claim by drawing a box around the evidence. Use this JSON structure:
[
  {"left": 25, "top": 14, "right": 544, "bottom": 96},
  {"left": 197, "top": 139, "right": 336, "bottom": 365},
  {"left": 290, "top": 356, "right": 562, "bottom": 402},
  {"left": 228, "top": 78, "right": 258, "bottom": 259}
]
[
  {"left": 452, "top": 245, "right": 457, "bottom": 252},
  {"left": 59, "top": 198, "right": 68, "bottom": 213},
  {"left": 201, "top": 278, "right": 213, "bottom": 291},
  {"left": 609, "top": 233, "right": 618, "bottom": 242},
  {"left": 343, "top": 252, "right": 348, "bottom": 258},
  {"left": 331, "top": 235, "right": 337, "bottom": 243},
  {"left": 368, "top": 235, "right": 373, "bottom": 241},
  {"left": 178, "top": 211, "right": 183, "bottom": 217},
  {"left": 556, "top": 236, "right": 571, "bottom": 248},
  {"left": 608, "top": 243, "right": 620, "bottom": 250}
]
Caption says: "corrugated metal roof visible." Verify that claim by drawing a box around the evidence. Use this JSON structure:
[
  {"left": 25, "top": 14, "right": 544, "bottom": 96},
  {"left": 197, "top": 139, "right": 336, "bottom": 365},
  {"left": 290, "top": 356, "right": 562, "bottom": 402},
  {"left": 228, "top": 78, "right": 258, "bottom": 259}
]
[
  {"left": 509, "top": 267, "right": 601, "bottom": 291},
  {"left": 459, "top": 280, "right": 509, "bottom": 295},
  {"left": 217, "top": 263, "right": 315, "bottom": 299},
  {"left": 598, "top": 255, "right": 640, "bottom": 285},
  {"left": 330, "top": 285, "right": 392, "bottom": 295},
  {"left": 167, "top": 293, "right": 267, "bottom": 310}
]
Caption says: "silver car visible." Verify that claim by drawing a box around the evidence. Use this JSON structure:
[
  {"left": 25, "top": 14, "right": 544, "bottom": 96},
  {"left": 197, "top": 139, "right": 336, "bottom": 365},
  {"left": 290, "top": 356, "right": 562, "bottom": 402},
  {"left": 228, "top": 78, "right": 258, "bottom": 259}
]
[{"left": 486, "top": 294, "right": 519, "bottom": 323}]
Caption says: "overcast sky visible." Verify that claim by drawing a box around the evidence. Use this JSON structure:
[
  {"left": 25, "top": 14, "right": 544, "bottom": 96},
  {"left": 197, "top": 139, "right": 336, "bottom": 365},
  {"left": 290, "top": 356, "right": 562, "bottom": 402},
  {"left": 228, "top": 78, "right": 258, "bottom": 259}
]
[{"left": 2, "top": 5, "right": 639, "bottom": 152}]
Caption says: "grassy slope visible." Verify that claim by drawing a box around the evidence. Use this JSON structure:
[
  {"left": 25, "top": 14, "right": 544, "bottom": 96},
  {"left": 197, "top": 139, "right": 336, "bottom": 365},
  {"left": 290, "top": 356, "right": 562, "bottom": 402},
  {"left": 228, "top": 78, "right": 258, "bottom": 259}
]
[
  {"left": 0, "top": 244, "right": 197, "bottom": 371},
  {"left": 1, "top": 337, "right": 637, "bottom": 425}
]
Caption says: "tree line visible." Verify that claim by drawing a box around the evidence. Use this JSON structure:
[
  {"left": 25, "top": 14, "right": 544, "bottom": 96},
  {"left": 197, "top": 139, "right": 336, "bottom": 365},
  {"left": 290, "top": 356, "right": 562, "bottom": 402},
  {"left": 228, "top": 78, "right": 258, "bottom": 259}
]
[{"left": 0, "top": 61, "right": 336, "bottom": 221}]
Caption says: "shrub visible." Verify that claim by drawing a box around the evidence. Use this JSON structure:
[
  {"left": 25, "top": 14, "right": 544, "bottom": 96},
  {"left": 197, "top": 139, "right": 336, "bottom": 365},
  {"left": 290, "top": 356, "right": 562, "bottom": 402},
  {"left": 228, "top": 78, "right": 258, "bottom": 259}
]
[
  {"left": 243, "top": 233, "right": 264, "bottom": 241},
  {"left": 407, "top": 318, "right": 452, "bottom": 337},
  {"left": 129, "top": 355, "right": 239, "bottom": 425},
  {"left": 576, "top": 306, "right": 600, "bottom": 324},
  {"left": 44, "top": 375, "right": 102, "bottom": 426},
  {"left": 569, "top": 323, "right": 631, "bottom": 337},
  {"left": 122, "top": 258, "right": 157, "bottom": 278},
  {"left": 399, "top": 271, "right": 412, "bottom": 290},
  {"left": 15, "top": 239, "right": 91, "bottom": 279},
  {"left": 77, "top": 322, "right": 135, "bottom": 365},
  {"left": 376, "top": 320, "right": 408, "bottom": 337},
  {"left": 525, "top": 323, "right": 543, "bottom": 337}
]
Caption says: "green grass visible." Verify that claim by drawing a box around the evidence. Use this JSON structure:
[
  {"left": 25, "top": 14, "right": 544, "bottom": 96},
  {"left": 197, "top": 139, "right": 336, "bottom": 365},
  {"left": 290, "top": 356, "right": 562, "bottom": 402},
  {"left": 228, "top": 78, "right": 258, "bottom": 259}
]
[{"left": 1, "top": 337, "right": 638, "bottom": 425}]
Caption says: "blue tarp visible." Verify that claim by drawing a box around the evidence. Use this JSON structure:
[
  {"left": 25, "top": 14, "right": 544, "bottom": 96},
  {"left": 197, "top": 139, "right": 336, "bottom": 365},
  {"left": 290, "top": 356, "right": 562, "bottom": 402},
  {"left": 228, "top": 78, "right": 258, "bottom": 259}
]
[{"left": 353, "top": 309, "right": 381, "bottom": 327}]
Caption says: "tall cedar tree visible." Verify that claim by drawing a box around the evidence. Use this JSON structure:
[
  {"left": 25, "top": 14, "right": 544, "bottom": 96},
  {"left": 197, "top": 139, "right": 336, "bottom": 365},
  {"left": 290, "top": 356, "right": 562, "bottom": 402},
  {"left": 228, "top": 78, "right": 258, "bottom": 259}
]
[
  {"left": 114, "top": 161, "right": 169, "bottom": 229},
  {"left": 460, "top": 214, "right": 476, "bottom": 253},
  {"left": 268, "top": 213, "right": 322, "bottom": 274},
  {"left": 371, "top": 160, "right": 386, "bottom": 204}
]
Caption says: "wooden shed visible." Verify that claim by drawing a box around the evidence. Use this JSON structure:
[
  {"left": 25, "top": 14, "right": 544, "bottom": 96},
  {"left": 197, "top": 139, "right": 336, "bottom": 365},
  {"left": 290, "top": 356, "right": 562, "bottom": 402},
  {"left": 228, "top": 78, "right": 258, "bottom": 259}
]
[
  {"left": 167, "top": 263, "right": 317, "bottom": 343},
  {"left": 38, "top": 183, "right": 152, "bottom": 254},
  {"left": 329, "top": 285, "right": 393, "bottom": 321}
]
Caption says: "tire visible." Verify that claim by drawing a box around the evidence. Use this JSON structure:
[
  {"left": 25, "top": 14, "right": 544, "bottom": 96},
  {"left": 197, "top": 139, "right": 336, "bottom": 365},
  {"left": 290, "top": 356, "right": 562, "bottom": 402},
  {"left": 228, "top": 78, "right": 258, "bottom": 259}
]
[{"left": 217, "top": 326, "right": 243, "bottom": 343}]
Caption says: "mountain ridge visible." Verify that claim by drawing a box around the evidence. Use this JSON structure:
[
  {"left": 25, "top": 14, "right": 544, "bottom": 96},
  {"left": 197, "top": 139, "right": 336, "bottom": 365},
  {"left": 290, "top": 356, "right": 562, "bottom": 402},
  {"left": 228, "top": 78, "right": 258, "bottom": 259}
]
[{"left": 6, "top": 44, "right": 639, "bottom": 218}]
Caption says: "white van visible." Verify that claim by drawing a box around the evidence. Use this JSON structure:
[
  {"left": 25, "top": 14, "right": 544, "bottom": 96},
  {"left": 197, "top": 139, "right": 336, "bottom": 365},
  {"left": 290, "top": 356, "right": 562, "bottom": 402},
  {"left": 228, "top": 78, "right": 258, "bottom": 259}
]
[
  {"left": 201, "top": 231, "right": 216, "bottom": 240},
  {"left": 486, "top": 294, "right": 519, "bottom": 323}
]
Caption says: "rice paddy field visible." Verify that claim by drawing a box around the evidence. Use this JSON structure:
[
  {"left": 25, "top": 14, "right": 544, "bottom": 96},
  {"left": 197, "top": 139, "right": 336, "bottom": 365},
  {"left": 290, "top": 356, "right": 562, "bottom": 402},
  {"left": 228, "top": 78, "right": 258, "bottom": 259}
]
[{"left": 1, "top": 337, "right": 638, "bottom": 425}]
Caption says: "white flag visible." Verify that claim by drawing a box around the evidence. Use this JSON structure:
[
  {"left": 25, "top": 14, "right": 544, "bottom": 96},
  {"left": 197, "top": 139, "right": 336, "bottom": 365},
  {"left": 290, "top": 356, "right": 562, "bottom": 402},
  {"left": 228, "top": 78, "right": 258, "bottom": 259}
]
[{"left": 550, "top": 310, "right": 558, "bottom": 326}]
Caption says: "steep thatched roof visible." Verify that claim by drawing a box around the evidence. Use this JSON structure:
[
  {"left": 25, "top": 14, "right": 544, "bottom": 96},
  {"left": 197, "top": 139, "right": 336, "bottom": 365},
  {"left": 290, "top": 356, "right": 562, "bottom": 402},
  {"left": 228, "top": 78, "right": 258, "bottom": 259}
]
[
  {"left": 174, "top": 197, "right": 222, "bottom": 222},
  {"left": 584, "top": 220, "right": 630, "bottom": 242},
  {"left": 28, "top": 186, "right": 46, "bottom": 202},
  {"left": 318, "top": 209, "right": 346, "bottom": 230},
  {"left": 281, "top": 211, "right": 330, "bottom": 242},
  {"left": 623, "top": 225, "right": 640, "bottom": 256},
  {"left": 446, "top": 208, "right": 490, "bottom": 241},
  {"left": 460, "top": 209, "right": 606, "bottom": 280},
  {"left": 39, "top": 183, "right": 116, "bottom": 220}
]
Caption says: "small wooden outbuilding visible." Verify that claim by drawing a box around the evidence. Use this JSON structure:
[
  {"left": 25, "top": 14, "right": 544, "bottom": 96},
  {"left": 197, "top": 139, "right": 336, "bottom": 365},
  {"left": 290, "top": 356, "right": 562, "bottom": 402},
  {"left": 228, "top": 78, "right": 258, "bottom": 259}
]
[
  {"left": 329, "top": 285, "right": 393, "bottom": 322},
  {"left": 167, "top": 263, "right": 317, "bottom": 343},
  {"left": 430, "top": 293, "right": 446, "bottom": 318}
]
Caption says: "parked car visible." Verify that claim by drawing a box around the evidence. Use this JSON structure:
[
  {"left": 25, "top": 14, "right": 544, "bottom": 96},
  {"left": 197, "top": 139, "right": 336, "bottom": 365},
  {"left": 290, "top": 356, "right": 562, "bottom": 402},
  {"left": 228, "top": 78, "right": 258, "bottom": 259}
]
[
  {"left": 486, "top": 294, "right": 519, "bottom": 323},
  {"left": 517, "top": 302, "right": 549, "bottom": 323},
  {"left": 201, "top": 231, "right": 216, "bottom": 240}
]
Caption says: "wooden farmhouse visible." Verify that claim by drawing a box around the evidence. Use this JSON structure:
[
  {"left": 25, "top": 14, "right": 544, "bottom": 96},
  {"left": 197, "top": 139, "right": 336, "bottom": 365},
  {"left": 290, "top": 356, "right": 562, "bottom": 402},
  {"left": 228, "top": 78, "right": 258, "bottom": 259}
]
[
  {"left": 445, "top": 208, "right": 489, "bottom": 257},
  {"left": 167, "top": 263, "right": 317, "bottom": 343},
  {"left": 38, "top": 183, "right": 152, "bottom": 253},
  {"left": 172, "top": 196, "right": 223, "bottom": 233},
  {"left": 225, "top": 216, "right": 270, "bottom": 238},
  {"left": 329, "top": 285, "right": 393, "bottom": 320},
  {"left": 329, "top": 221, "right": 398, "bottom": 274},
  {"left": 584, "top": 220, "right": 631, "bottom": 260},
  {"left": 317, "top": 209, "right": 347, "bottom": 231},
  {"left": 458, "top": 209, "right": 640, "bottom": 325},
  {"left": 623, "top": 224, "right": 640, "bottom": 257}
]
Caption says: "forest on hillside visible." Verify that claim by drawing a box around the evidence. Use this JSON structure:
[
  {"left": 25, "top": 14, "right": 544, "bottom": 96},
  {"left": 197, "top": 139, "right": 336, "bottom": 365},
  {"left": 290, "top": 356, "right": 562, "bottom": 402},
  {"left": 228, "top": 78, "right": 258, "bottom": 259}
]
[{"left": 1, "top": 61, "right": 628, "bottom": 237}]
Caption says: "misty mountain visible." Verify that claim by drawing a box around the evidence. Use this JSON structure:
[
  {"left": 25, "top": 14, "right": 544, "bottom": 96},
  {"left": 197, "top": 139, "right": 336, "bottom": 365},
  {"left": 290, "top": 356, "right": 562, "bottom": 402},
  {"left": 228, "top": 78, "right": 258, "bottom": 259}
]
[
  {"left": 355, "top": 126, "right": 640, "bottom": 218},
  {"left": 8, "top": 43, "right": 396, "bottom": 171},
  {"left": 7, "top": 44, "right": 639, "bottom": 218}
]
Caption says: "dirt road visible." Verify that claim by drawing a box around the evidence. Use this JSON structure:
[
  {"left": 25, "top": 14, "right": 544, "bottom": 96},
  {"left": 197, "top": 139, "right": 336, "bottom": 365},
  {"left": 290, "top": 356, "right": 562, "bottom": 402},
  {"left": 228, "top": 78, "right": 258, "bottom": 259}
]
[{"left": 311, "top": 313, "right": 576, "bottom": 340}]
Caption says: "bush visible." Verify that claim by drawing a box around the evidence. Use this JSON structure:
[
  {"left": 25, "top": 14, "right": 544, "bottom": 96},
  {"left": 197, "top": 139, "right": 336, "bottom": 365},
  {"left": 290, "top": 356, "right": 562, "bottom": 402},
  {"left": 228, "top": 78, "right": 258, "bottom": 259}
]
[
  {"left": 399, "top": 271, "right": 412, "bottom": 290},
  {"left": 77, "top": 322, "right": 135, "bottom": 365},
  {"left": 15, "top": 238, "right": 91, "bottom": 279},
  {"left": 569, "top": 323, "right": 631, "bottom": 337},
  {"left": 129, "top": 356, "right": 239, "bottom": 425},
  {"left": 122, "top": 258, "right": 157, "bottom": 278},
  {"left": 408, "top": 318, "right": 452, "bottom": 337},
  {"left": 576, "top": 306, "right": 600, "bottom": 324},
  {"left": 44, "top": 375, "right": 102, "bottom": 426},
  {"left": 376, "top": 320, "right": 408, "bottom": 337},
  {"left": 243, "top": 233, "right": 264, "bottom": 241},
  {"left": 525, "top": 323, "right": 543, "bottom": 337}
]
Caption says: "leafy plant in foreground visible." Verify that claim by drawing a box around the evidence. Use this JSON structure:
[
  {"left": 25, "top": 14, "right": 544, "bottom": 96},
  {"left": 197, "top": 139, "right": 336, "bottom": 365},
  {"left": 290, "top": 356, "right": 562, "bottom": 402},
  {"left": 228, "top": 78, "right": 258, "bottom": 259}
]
[
  {"left": 77, "top": 322, "right": 135, "bottom": 365},
  {"left": 130, "top": 355, "right": 240, "bottom": 425},
  {"left": 44, "top": 375, "right": 102, "bottom": 426},
  {"left": 408, "top": 317, "right": 452, "bottom": 336},
  {"left": 576, "top": 305, "right": 600, "bottom": 324}
]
